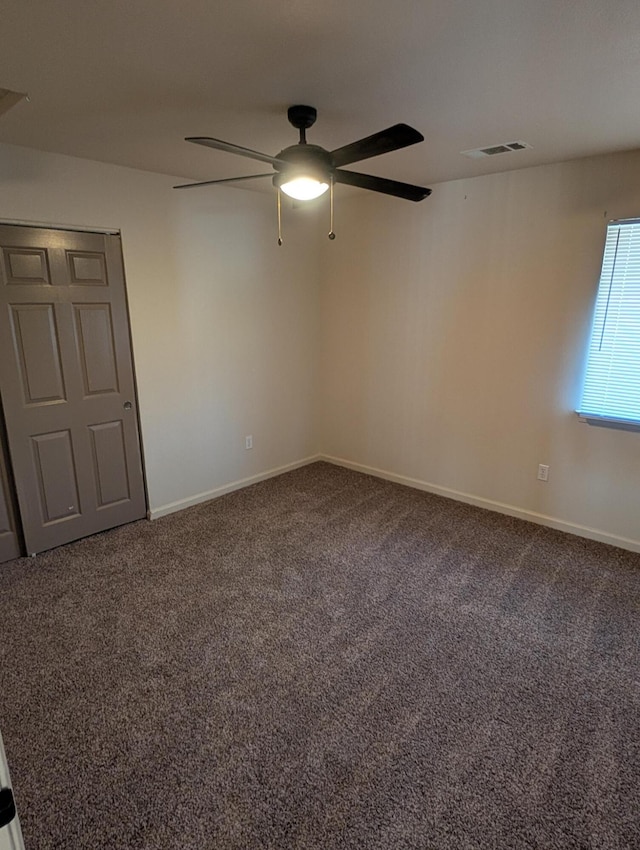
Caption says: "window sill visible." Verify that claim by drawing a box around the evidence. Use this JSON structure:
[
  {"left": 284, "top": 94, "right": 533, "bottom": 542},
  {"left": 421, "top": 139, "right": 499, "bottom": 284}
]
[{"left": 576, "top": 412, "right": 640, "bottom": 433}]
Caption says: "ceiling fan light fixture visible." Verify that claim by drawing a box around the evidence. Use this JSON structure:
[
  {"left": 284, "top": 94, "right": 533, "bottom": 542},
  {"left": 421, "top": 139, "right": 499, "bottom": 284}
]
[{"left": 278, "top": 175, "right": 330, "bottom": 201}]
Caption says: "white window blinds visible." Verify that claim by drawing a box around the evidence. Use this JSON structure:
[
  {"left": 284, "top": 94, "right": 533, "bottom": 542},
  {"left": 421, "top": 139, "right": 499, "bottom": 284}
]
[{"left": 578, "top": 219, "right": 640, "bottom": 425}]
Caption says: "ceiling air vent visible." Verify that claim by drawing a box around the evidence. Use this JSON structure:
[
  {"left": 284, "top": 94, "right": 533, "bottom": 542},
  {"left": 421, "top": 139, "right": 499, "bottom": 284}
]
[{"left": 461, "top": 140, "right": 532, "bottom": 159}]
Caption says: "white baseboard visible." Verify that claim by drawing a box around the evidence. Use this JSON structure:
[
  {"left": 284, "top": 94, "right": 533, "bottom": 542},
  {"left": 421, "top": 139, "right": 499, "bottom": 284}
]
[
  {"left": 320, "top": 454, "right": 640, "bottom": 554},
  {"left": 149, "top": 455, "right": 322, "bottom": 520}
]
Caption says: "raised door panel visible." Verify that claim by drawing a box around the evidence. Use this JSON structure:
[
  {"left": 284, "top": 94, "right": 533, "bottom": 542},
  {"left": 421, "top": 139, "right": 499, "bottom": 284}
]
[
  {"left": 9, "top": 304, "right": 67, "bottom": 405},
  {"left": 0, "top": 225, "right": 146, "bottom": 555},
  {"left": 2, "top": 247, "right": 51, "bottom": 285},
  {"left": 66, "top": 251, "right": 108, "bottom": 286},
  {"left": 89, "top": 421, "right": 130, "bottom": 508},
  {"left": 31, "top": 430, "right": 81, "bottom": 524},
  {"left": 73, "top": 304, "right": 119, "bottom": 396}
]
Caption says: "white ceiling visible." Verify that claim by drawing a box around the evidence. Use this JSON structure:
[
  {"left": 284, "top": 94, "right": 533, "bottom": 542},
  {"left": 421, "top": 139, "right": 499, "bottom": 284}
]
[{"left": 1, "top": 0, "right": 639, "bottom": 192}]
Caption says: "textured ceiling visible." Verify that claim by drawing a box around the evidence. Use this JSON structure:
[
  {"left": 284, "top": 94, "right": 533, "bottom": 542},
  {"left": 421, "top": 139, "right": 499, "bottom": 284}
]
[{"left": 1, "top": 0, "right": 639, "bottom": 192}]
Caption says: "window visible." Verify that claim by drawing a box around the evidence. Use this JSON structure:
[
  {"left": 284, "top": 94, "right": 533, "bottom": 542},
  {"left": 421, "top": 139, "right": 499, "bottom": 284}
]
[{"left": 578, "top": 218, "right": 640, "bottom": 427}]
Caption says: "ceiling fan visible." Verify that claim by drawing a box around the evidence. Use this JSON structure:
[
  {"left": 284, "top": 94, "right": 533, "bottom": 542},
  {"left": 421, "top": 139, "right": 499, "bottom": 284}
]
[
  {"left": 175, "top": 106, "right": 431, "bottom": 242},
  {"left": 176, "top": 105, "right": 430, "bottom": 199}
]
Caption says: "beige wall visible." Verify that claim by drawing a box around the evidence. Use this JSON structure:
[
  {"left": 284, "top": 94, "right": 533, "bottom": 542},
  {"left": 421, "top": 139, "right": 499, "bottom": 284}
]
[
  {"left": 0, "top": 143, "right": 322, "bottom": 515},
  {"left": 319, "top": 152, "right": 640, "bottom": 551},
  {"left": 1, "top": 141, "right": 638, "bottom": 551}
]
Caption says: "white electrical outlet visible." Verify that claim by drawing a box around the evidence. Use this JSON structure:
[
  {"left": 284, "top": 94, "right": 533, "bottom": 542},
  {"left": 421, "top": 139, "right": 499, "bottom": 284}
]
[
  {"left": 245, "top": 435, "right": 253, "bottom": 450},
  {"left": 537, "top": 464, "right": 549, "bottom": 481}
]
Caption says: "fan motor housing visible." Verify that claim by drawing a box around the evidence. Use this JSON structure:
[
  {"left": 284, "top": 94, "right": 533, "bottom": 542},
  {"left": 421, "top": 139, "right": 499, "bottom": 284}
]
[{"left": 274, "top": 144, "right": 333, "bottom": 172}]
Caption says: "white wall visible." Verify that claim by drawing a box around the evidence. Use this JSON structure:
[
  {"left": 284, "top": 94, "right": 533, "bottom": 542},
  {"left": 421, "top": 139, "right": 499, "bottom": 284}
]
[
  {"left": 319, "top": 151, "right": 640, "bottom": 551},
  {"left": 0, "top": 143, "right": 322, "bottom": 515}
]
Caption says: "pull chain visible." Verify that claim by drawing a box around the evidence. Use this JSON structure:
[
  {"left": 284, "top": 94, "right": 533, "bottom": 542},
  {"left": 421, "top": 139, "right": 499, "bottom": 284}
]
[
  {"left": 277, "top": 189, "right": 283, "bottom": 246},
  {"left": 328, "top": 178, "right": 336, "bottom": 240}
]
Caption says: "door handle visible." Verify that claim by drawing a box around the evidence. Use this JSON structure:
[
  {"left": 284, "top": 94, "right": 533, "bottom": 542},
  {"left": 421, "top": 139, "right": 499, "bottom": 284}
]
[
  {"left": 0, "top": 786, "right": 16, "bottom": 827},
  {"left": 123, "top": 401, "right": 132, "bottom": 410}
]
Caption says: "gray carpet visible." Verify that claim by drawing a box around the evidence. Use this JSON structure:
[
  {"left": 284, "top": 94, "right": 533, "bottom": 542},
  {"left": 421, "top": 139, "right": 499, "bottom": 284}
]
[{"left": 0, "top": 461, "right": 639, "bottom": 849}]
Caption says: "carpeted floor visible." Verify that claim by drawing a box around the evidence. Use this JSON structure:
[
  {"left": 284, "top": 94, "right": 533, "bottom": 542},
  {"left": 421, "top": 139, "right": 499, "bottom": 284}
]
[{"left": 0, "top": 461, "right": 639, "bottom": 849}]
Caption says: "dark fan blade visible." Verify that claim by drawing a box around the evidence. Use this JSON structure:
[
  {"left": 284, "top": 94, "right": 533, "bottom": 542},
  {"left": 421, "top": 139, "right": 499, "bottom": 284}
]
[
  {"left": 334, "top": 169, "right": 431, "bottom": 202},
  {"left": 331, "top": 124, "right": 424, "bottom": 167},
  {"left": 186, "top": 137, "right": 287, "bottom": 167},
  {"left": 174, "top": 173, "right": 273, "bottom": 189}
]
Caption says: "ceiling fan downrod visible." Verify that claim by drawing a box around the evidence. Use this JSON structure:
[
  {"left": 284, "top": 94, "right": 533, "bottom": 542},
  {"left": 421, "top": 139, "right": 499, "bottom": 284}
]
[{"left": 287, "top": 105, "right": 317, "bottom": 146}]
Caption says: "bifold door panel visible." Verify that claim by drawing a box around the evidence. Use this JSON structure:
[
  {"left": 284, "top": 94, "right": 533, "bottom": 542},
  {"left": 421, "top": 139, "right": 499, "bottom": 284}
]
[
  {"left": 0, "top": 422, "right": 20, "bottom": 563},
  {"left": 0, "top": 225, "right": 146, "bottom": 556}
]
